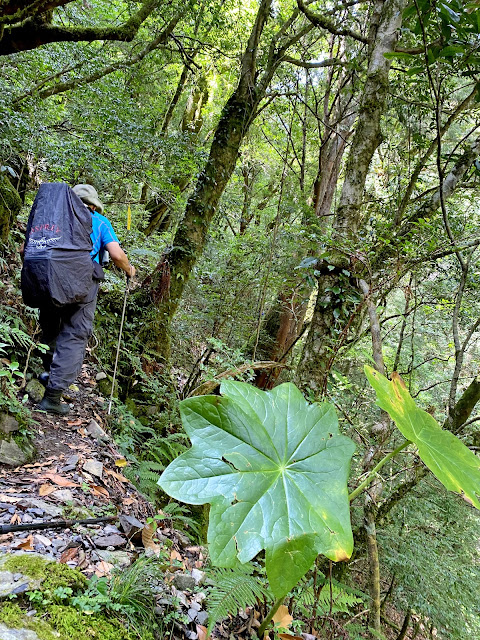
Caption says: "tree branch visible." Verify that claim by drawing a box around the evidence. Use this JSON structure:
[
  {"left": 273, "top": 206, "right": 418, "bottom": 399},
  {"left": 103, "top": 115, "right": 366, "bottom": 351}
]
[
  {"left": 0, "top": 0, "right": 71, "bottom": 26},
  {"left": 296, "top": 0, "right": 368, "bottom": 43},
  {"left": 0, "top": 0, "right": 161, "bottom": 56},
  {"left": 394, "top": 136, "right": 480, "bottom": 241},
  {"left": 394, "top": 85, "right": 477, "bottom": 226},
  {"left": 13, "top": 14, "right": 182, "bottom": 102},
  {"left": 281, "top": 55, "right": 344, "bottom": 69}
]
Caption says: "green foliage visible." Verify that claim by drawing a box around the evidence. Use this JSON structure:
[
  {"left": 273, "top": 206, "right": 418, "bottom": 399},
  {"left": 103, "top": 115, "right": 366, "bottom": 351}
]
[
  {"left": 124, "top": 459, "right": 166, "bottom": 498},
  {"left": 159, "top": 380, "right": 356, "bottom": 598},
  {"left": 150, "top": 501, "right": 202, "bottom": 540},
  {"left": 0, "top": 292, "right": 43, "bottom": 421},
  {"left": 0, "top": 561, "right": 157, "bottom": 639},
  {"left": 112, "top": 402, "right": 188, "bottom": 502},
  {"left": 379, "top": 477, "right": 480, "bottom": 638},
  {"left": 366, "top": 366, "right": 480, "bottom": 509},
  {"left": 205, "top": 563, "right": 272, "bottom": 633},
  {"left": 4, "top": 553, "right": 164, "bottom": 639},
  {"left": 72, "top": 556, "right": 162, "bottom": 634},
  {"left": 293, "top": 575, "right": 366, "bottom": 618},
  {"left": 2, "top": 0, "right": 480, "bottom": 636}
]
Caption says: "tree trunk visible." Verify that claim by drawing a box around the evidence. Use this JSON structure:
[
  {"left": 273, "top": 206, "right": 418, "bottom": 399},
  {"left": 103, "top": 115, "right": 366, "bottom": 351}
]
[
  {"left": 161, "top": 65, "right": 190, "bottom": 135},
  {"left": 144, "top": 74, "right": 210, "bottom": 236},
  {"left": 365, "top": 505, "right": 382, "bottom": 634},
  {"left": 252, "top": 69, "right": 356, "bottom": 389},
  {"left": 0, "top": 174, "right": 22, "bottom": 243},
  {"left": 138, "top": 0, "right": 274, "bottom": 360},
  {"left": 253, "top": 291, "right": 309, "bottom": 389},
  {"left": 396, "top": 609, "right": 412, "bottom": 640},
  {"left": 296, "top": 0, "right": 407, "bottom": 392}
]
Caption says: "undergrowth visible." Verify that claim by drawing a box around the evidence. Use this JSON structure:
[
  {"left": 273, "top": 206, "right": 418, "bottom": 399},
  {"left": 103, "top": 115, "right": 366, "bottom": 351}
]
[
  {"left": 7, "top": 555, "right": 169, "bottom": 639},
  {"left": 205, "top": 562, "right": 272, "bottom": 634},
  {"left": 111, "top": 403, "right": 188, "bottom": 500}
]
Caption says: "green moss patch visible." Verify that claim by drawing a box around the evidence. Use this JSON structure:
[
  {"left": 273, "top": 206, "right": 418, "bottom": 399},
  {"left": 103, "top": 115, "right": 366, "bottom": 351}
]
[
  {"left": 0, "top": 602, "right": 59, "bottom": 640},
  {"left": 1, "top": 556, "right": 156, "bottom": 640},
  {"left": 3, "top": 555, "right": 87, "bottom": 592},
  {"left": 0, "top": 601, "right": 152, "bottom": 640},
  {"left": 46, "top": 605, "right": 143, "bottom": 640},
  {"left": 3, "top": 554, "right": 49, "bottom": 580},
  {"left": 42, "top": 562, "right": 87, "bottom": 592}
]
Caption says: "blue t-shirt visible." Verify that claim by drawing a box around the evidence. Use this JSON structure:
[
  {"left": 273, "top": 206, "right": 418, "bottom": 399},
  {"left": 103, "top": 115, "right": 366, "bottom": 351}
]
[{"left": 90, "top": 212, "right": 119, "bottom": 263}]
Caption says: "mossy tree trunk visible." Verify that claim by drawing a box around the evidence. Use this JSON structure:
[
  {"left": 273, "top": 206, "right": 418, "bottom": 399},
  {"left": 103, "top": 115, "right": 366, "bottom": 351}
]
[
  {"left": 0, "top": 174, "right": 22, "bottom": 244},
  {"left": 138, "top": 0, "right": 312, "bottom": 363}
]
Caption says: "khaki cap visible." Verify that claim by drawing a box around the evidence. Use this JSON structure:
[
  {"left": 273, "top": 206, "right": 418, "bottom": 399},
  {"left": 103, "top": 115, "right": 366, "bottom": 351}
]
[{"left": 72, "top": 184, "right": 104, "bottom": 214}]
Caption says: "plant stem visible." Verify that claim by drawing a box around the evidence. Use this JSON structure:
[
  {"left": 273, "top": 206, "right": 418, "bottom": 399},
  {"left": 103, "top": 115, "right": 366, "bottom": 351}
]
[
  {"left": 349, "top": 441, "right": 411, "bottom": 503},
  {"left": 257, "top": 597, "right": 285, "bottom": 638}
]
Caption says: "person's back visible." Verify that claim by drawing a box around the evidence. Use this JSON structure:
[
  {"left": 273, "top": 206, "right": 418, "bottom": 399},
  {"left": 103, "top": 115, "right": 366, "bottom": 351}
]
[
  {"left": 21, "top": 183, "right": 95, "bottom": 308},
  {"left": 23, "top": 183, "right": 135, "bottom": 415}
]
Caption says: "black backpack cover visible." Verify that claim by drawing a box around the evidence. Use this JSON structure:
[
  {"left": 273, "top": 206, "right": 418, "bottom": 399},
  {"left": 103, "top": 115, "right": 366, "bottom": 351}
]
[{"left": 21, "top": 182, "right": 94, "bottom": 308}]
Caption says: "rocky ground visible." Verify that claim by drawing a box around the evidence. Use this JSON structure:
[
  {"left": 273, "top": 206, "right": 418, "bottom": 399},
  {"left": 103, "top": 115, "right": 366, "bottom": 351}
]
[{"left": 0, "top": 365, "right": 212, "bottom": 640}]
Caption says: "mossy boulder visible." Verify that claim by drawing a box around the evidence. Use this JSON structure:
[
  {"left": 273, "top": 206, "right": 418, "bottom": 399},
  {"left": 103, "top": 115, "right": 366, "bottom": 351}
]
[
  {"left": 25, "top": 380, "right": 45, "bottom": 405},
  {"left": 0, "top": 413, "right": 20, "bottom": 434},
  {"left": 95, "top": 373, "right": 116, "bottom": 398},
  {"left": 0, "top": 556, "right": 155, "bottom": 640},
  {"left": 1, "top": 554, "right": 87, "bottom": 593},
  {"left": 0, "top": 437, "right": 34, "bottom": 466},
  {"left": 0, "top": 602, "right": 150, "bottom": 640}
]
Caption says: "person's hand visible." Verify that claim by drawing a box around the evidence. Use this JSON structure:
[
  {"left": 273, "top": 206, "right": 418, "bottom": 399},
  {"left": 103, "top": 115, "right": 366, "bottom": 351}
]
[{"left": 128, "top": 265, "right": 136, "bottom": 278}]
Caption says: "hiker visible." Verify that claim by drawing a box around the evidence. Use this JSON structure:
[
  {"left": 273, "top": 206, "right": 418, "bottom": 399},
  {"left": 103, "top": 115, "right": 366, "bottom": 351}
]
[{"left": 23, "top": 183, "right": 135, "bottom": 415}]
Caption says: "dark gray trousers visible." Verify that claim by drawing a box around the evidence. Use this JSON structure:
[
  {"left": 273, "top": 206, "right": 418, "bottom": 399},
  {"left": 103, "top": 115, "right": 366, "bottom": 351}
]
[{"left": 39, "top": 282, "right": 99, "bottom": 391}]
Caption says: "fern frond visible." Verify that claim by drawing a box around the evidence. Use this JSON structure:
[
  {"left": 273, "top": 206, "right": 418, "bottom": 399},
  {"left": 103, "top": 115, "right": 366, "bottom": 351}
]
[
  {"left": 296, "top": 581, "right": 365, "bottom": 617},
  {"left": 206, "top": 565, "right": 272, "bottom": 634},
  {"left": 147, "top": 432, "right": 188, "bottom": 464},
  {"left": 0, "top": 323, "right": 34, "bottom": 350},
  {"left": 10, "top": 326, "right": 34, "bottom": 349},
  {"left": 124, "top": 460, "right": 165, "bottom": 498}
]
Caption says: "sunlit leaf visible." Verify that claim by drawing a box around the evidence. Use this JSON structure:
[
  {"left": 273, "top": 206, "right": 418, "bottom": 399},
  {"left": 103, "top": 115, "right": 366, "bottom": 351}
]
[
  {"left": 158, "top": 381, "right": 355, "bottom": 598},
  {"left": 365, "top": 366, "right": 480, "bottom": 509}
]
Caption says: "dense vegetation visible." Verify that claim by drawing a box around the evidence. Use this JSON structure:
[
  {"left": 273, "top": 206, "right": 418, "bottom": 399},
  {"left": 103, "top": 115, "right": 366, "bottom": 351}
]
[{"left": 1, "top": 0, "right": 480, "bottom": 637}]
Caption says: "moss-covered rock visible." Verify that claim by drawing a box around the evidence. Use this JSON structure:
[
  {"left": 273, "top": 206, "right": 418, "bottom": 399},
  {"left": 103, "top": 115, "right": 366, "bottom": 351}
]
[
  {"left": 25, "top": 380, "right": 45, "bottom": 405},
  {"left": 0, "top": 438, "right": 31, "bottom": 466},
  {"left": 1, "top": 553, "right": 48, "bottom": 580},
  {"left": 96, "top": 374, "right": 116, "bottom": 398},
  {"left": 2, "top": 554, "right": 86, "bottom": 591},
  {"left": 0, "top": 603, "right": 58, "bottom": 640},
  {"left": 0, "top": 601, "right": 152, "bottom": 640},
  {"left": 0, "top": 557, "right": 155, "bottom": 640}
]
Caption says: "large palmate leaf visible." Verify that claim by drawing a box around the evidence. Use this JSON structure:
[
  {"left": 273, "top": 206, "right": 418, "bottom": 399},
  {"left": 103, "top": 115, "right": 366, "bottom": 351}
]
[
  {"left": 365, "top": 366, "right": 480, "bottom": 510},
  {"left": 158, "top": 381, "right": 355, "bottom": 598}
]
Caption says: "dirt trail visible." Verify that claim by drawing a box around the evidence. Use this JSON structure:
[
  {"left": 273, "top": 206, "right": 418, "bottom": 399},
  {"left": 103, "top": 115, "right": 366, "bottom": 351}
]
[{"left": 0, "top": 363, "right": 155, "bottom": 570}]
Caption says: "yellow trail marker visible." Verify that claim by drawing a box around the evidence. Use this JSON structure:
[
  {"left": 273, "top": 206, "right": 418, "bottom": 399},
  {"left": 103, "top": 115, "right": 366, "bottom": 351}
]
[{"left": 127, "top": 204, "right": 131, "bottom": 231}]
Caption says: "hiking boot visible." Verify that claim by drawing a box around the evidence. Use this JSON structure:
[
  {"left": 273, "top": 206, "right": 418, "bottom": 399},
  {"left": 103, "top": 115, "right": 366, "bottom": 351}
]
[
  {"left": 38, "top": 372, "right": 49, "bottom": 387},
  {"left": 38, "top": 388, "right": 70, "bottom": 416}
]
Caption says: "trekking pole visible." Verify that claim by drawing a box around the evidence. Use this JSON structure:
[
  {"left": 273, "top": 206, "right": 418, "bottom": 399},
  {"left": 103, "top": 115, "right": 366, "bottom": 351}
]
[{"left": 108, "top": 274, "right": 130, "bottom": 415}]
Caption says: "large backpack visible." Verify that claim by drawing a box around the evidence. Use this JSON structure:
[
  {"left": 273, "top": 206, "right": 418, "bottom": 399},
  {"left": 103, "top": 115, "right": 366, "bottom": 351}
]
[{"left": 21, "top": 182, "right": 94, "bottom": 308}]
